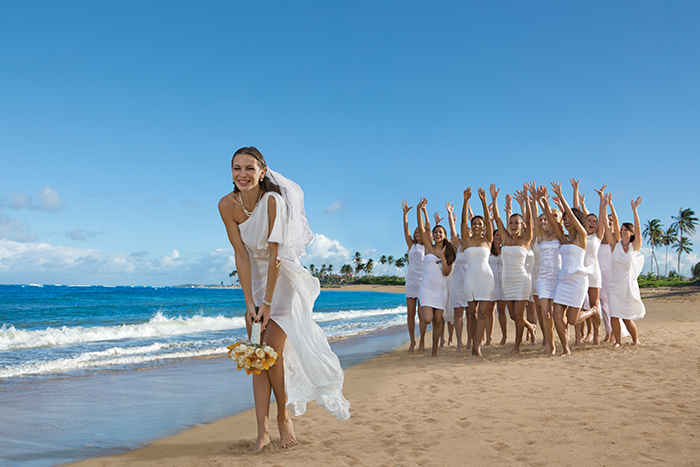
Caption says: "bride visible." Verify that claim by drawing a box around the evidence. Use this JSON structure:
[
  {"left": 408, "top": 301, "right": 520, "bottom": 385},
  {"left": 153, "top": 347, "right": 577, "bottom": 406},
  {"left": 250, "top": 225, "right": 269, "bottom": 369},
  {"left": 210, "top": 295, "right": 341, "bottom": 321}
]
[{"left": 218, "top": 147, "right": 350, "bottom": 452}]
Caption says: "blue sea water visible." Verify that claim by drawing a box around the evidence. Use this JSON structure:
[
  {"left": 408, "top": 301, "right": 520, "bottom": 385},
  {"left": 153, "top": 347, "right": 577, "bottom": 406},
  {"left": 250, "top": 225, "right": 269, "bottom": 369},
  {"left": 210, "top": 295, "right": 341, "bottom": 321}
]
[
  {"left": 0, "top": 284, "right": 408, "bottom": 467},
  {"left": 0, "top": 284, "right": 406, "bottom": 382}
]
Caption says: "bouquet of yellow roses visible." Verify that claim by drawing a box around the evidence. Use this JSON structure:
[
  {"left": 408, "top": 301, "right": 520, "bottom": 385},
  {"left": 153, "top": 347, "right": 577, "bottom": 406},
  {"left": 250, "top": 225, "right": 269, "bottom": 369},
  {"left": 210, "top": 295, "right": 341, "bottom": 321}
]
[{"left": 227, "top": 320, "right": 278, "bottom": 375}]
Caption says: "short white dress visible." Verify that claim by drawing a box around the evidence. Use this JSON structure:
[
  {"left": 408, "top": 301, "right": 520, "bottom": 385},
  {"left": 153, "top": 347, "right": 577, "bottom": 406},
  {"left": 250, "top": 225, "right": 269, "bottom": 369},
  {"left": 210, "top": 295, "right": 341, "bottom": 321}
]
[
  {"left": 418, "top": 254, "right": 447, "bottom": 309},
  {"left": 598, "top": 242, "right": 613, "bottom": 333},
  {"left": 405, "top": 243, "right": 425, "bottom": 299},
  {"left": 501, "top": 246, "right": 531, "bottom": 301},
  {"left": 553, "top": 244, "right": 591, "bottom": 308},
  {"left": 240, "top": 192, "right": 350, "bottom": 420},
  {"left": 609, "top": 244, "right": 646, "bottom": 320},
  {"left": 537, "top": 240, "right": 562, "bottom": 300},
  {"left": 584, "top": 234, "right": 603, "bottom": 289},
  {"left": 531, "top": 242, "right": 541, "bottom": 297},
  {"left": 443, "top": 266, "right": 455, "bottom": 323},
  {"left": 451, "top": 249, "right": 469, "bottom": 307},
  {"left": 464, "top": 246, "right": 494, "bottom": 301},
  {"left": 489, "top": 253, "right": 504, "bottom": 301}
]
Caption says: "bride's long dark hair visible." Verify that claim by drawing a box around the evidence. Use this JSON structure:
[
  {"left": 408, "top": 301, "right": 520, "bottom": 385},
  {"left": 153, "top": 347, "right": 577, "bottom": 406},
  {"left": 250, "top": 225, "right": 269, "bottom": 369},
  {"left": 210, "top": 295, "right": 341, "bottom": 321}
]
[{"left": 231, "top": 146, "right": 282, "bottom": 195}]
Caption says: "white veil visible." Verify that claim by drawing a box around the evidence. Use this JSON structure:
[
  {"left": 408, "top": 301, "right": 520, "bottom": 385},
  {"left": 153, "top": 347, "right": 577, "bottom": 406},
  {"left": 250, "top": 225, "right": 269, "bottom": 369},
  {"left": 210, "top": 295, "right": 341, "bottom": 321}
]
[{"left": 265, "top": 168, "right": 314, "bottom": 261}]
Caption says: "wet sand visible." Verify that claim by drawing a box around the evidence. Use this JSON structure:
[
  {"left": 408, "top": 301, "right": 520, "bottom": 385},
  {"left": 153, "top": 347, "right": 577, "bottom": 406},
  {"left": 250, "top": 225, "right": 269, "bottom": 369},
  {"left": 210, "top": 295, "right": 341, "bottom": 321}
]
[{"left": 70, "top": 287, "right": 700, "bottom": 467}]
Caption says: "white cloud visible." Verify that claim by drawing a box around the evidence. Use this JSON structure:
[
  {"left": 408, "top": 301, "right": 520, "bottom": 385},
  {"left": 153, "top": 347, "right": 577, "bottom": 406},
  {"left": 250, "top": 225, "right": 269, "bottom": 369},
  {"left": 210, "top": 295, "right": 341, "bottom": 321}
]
[
  {"left": 65, "top": 229, "right": 105, "bottom": 241},
  {"left": 301, "top": 233, "right": 353, "bottom": 268},
  {"left": 0, "top": 210, "right": 38, "bottom": 242},
  {"left": 1, "top": 185, "right": 65, "bottom": 212},
  {"left": 325, "top": 200, "right": 345, "bottom": 214}
]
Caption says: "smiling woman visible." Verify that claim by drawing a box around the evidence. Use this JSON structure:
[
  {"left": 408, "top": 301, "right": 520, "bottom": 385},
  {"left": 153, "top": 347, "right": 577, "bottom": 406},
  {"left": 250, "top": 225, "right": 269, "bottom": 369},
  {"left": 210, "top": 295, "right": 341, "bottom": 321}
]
[{"left": 218, "top": 146, "right": 350, "bottom": 452}]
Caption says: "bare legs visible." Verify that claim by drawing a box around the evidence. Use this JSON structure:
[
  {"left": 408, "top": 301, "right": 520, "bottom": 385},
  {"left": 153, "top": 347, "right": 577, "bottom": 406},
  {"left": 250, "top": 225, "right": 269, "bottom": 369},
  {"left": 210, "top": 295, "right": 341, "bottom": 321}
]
[
  {"left": 508, "top": 300, "right": 533, "bottom": 354},
  {"left": 472, "top": 300, "right": 491, "bottom": 356},
  {"left": 611, "top": 317, "right": 640, "bottom": 347},
  {"left": 454, "top": 306, "right": 466, "bottom": 351},
  {"left": 420, "top": 305, "right": 445, "bottom": 357},
  {"left": 497, "top": 301, "right": 508, "bottom": 345},
  {"left": 553, "top": 303, "right": 572, "bottom": 355},
  {"left": 526, "top": 300, "right": 537, "bottom": 343},
  {"left": 538, "top": 297, "right": 556, "bottom": 355},
  {"left": 407, "top": 297, "right": 418, "bottom": 352},
  {"left": 252, "top": 320, "right": 296, "bottom": 452}
]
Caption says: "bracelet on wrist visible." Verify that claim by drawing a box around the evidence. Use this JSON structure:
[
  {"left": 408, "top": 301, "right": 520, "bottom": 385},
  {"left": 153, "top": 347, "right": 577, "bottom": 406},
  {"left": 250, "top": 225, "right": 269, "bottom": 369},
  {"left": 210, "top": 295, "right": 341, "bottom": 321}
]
[{"left": 262, "top": 299, "right": 272, "bottom": 307}]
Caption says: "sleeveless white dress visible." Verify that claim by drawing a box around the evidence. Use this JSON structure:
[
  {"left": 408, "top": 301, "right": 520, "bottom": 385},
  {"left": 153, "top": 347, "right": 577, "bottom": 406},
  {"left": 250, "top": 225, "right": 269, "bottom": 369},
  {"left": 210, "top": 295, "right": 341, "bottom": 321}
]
[
  {"left": 501, "top": 246, "right": 531, "bottom": 301},
  {"left": 531, "top": 242, "right": 541, "bottom": 297},
  {"left": 609, "top": 244, "right": 646, "bottom": 320},
  {"left": 489, "top": 253, "right": 503, "bottom": 301},
  {"left": 443, "top": 266, "right": 455, "bottom": 323},
  {"left": 537, "top": 240, "right": 562, "bottom": 300},
  {"left": 451, "top": 249, "right": 469, "bottom": 307},
  {"left": 239, "top": 192, "right": 350, "bottom": 420},
  {"left": 584, "top": 234, "right": 603, "bottom": 289},
  {"left": 525, "top": 248, "right": 536, "bottom": 303},
  {"left": 405, "top": 243, "right": 425, "bottom": 299},
  {"left": 598, "top": 243, "right": 613, "bottom": 334},
  {"left": 553, "top": 244, "right": 591, "bottom": 308},
  {"left": 464, "top": 246, "right": 494, "bottom": 301},
  {"left": 418, "top": 254, "right": 447, "bottom": 309}
]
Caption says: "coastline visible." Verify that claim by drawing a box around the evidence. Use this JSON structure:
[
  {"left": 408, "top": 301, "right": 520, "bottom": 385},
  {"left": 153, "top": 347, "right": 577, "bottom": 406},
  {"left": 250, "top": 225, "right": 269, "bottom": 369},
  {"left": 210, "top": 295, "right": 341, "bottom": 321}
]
[
  {"left": 186, "top": 283, "right": 406, "bottom": 294},
  {"left": 69, "top": 287, "right": 700, "bottom": 466}
]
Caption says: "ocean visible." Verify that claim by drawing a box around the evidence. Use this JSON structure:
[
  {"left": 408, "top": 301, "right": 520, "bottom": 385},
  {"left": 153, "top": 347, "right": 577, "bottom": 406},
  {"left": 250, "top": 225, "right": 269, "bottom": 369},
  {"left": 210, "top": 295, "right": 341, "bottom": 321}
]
[{"left": 0, "top": 284, "right": 408, "bottom": 466}]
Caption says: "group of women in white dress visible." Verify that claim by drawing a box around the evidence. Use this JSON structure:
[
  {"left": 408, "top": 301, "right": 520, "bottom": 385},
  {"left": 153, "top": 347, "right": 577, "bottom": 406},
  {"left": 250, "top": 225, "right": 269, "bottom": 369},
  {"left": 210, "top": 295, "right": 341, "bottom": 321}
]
[{"left": 402, "top": 179, "right": 646, "bottom": 357}]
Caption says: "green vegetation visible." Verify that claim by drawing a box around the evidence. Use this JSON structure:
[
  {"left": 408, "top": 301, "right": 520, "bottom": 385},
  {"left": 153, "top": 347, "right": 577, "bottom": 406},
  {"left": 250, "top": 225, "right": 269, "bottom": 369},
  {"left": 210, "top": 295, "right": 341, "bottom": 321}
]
[{"left": 637, "top": 271, "right": 698, "bottom": 288}]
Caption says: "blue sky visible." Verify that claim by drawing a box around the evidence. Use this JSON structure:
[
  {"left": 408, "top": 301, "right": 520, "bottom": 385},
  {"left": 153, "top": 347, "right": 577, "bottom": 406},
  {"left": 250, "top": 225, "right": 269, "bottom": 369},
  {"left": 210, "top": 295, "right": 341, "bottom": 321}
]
[{"left": 1, "top": 1, "right": 698, "bottom": 285}]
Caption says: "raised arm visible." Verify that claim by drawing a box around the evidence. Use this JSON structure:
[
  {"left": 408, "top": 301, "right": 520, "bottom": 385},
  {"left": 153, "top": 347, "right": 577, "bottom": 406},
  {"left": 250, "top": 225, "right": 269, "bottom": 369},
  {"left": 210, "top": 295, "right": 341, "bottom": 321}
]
[
  {"left": 490, "top": 183, "right": 511, "bottom": 243},
  {"left": 632, "top": 197, "right": 643, "bottom": 252},
  {"left": 578, "top": 193, "right": 589, "bottom": 216},
  {"left": 607, "top": 193, "right": 621, "bottom": 249},
  {"left": 539, "top": 186, "right": 566, "bottom": 242},
  {"left": 602, "top": 193, "right": 614, "bottom": 246},
  {"left": 594, "top": 185, "right": 607, "bottom": 239},
  {"left": 551, "top": 181, "right": 587, "bottom": 241},
  {"left": 570, "top": 178, "right": 580, "bottom": 210},
  {"left": 479, "top": 187, "right": 493, "bottom": 244},
  {"left": 417, "top": 198, "right": 433, "bottom": 253},
  {"left": 402, "top": 200, "right": 414, "bottom": 249},
  {"left": 461, "top": 188, "right": 472, "bottom": 242},
  {"left": 446, "top": 201, "right": 461, "bottom": 249},
  {"left": 522, "top": 186, "right": 534, "bottom": 246},
  {"left": 528, "top": 182, "right": 544, "bottom": 241}
]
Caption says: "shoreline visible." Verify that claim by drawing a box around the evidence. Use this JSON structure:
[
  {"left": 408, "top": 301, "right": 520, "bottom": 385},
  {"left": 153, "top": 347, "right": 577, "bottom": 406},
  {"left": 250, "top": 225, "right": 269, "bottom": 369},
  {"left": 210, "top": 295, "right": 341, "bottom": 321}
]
[
  {"left": 68, "top": 287, "right": 700, "bottom": 466},
  {"left": 184, "top": 283, "right": 406, "bottom": 294}
]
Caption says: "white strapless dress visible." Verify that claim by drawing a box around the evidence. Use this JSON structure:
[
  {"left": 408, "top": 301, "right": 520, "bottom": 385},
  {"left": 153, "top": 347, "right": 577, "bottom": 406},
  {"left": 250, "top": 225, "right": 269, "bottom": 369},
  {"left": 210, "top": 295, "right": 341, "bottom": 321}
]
[
  {"left": 464, "top": 246, "right": 494, "bottom": 301},
  {"left": 418, "top": 254, "right": 447, "bottom": 309},
  {"left": 537, "top": 240, "right": 561, "bottom": 300},
  {"left": 531, "top": 242, "right": 541, "bottom": 297},
  {"left": 553, "top": 244, "right": 591, "bottom": 308},
  {"left": 489, "top": 254, "right": 503, "bottom": 301},
  {"left": 501, "top": 246, "right": 531, "bottom": 301},
  {"left": 405, "top": 243, "right": 425, "bottom": 299},
  {"left": 239, "top": 192, "right": 350, "bottom": 420},
  {"left": 585, "top": 234, "right": 602, "bottom": 288},
  {"left": 452, "top": 250, "right": 468, "bottom": 307},
  {"left": 609, "top": 244, "right": 646, "bottom": 320}
]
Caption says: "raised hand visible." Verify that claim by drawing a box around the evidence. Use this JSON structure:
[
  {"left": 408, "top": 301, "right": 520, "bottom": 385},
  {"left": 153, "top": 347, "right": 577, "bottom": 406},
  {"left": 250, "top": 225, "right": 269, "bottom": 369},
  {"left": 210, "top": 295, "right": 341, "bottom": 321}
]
[
  {"left": 525, "top": 181, "right": 536, "bottom": 196},
  {"left": 402, "top": 200, "right": 412, "bottom": 214},
  {"left": 550, "top": 181, "right": 563, "bottom": 198},
  {"left": 631, "top": 197, "right": 642, "bottom": 209},
  {"left": 604, "top": 193, "right": 612, "bottom": 206},
  {"left": 570, "top": 177, "right": 580, "bottom": 191},
  {"left": 477, "top": 187, "right": 487, "bottom": 202},
  {"left": 552, "top": 195, "right": 563, "bottom": 211},
  {"left": 537, "top": 185, "right": 548, "bottom": 201},
  {"left": 489, "top": 183, "right": 499, "bottom": 199},
  {"left": 578, "top": 192, "right": 585, "bottom": 204},
  {"left": 594, "top": 185, "right": 607, "bottom": 198},
  {"left": 433, "top": 211, "right": 444, "bottom": 225},
  {"left": 446, "top": 201, "right": 454, "bottom": 215},
  {"left": 464, "top": 187, "right": 472, "bottom": 200},
  {"left": 418, "top": 198, "right": 428, "bottom": 210}
]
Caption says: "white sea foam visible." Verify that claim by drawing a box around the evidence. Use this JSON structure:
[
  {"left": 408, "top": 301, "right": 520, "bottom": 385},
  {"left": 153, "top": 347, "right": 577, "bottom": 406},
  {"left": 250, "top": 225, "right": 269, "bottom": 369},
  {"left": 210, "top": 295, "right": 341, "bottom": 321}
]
[
  {"left": 0, "top": 313, "right": 246, "bottom": 351},
  {"left": 311, "top": 306, "right": 406, "bottom": 323},
  {"left": 0, "top": 344, "right": 230, "bottom": 378}
]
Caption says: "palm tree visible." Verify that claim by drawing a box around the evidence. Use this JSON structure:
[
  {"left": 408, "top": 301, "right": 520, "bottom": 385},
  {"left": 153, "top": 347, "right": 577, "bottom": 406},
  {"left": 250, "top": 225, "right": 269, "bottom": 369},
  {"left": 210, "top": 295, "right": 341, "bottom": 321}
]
[
  {"left": 642, "top": 219, "right": 663, "bottom": 277},
  {"left": 320, "top": 264, "right": 327, "bottom": 277},
  {"left": 229, "top": 270, "right": 238, "bottom": 285},
  {"left": 365, "top": 258, "right": 374, "bottom": 276},
  {"left": 394, "top": 257, "right": 406, "bottom": 276},
  {"left": 387, "top": 255, "right": 395, "bottom": 275},
  {"left": 673, "top": 236, "right": 694, "bottom": 278},
  {"left": 671, "top": 208, "right": 698, "bottom": 276},
  {"left": 309, "top": 264, "right": 316, "bottom": 275},
  {"left": 662, "top": 226, "right": 677, "bottom": 277},
  {"left": 340, "top": 264, "right": 353, "bottom": 275},
  {"left": 379, "top": 255, "right": 387, "bottom": 276},
  {"left": 353, "top": 252, "right": 364, "bottom": 276},
  {"left": 327, "top": 264, "right": 334, "bottom": 275},
  {"left": 692, "top": 262, "right": 700, "bottom": 280}
]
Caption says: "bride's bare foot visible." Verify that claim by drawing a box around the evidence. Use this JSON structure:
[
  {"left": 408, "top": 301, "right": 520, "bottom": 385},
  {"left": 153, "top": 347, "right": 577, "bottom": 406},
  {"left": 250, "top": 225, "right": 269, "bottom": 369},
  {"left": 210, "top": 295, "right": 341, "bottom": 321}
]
[
  {"left": 499, "top": 336, "right": 507, "bottom": 346},
  {"left": 278, "top": 417, "right": 297, "bottom": 448},
  {"left": 418, "top": 340, "right": 425, "bottom": 352},
  {"left": 253, "top": 431, "right": 271, "bottom": 453},
  {"left": 408, "top": 341, "right": 416, "bottom": 352}
]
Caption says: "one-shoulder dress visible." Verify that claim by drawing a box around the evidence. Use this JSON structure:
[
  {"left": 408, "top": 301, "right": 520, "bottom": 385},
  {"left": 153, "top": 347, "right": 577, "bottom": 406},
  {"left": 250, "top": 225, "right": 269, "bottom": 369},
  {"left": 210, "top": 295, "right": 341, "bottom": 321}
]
[
  {"left": 464, "top": 246, "right": 494, "bottom": 301},
  {"left": 451, "top": 249, "right": 469, "bottom": 308},
  {"left": 608, "top": 244, "right": 646, "bottom": 320},
  {"left": 553, "top": 244, "right": 591, "bottom": 308},
  {"left": 418, "top": 253, "right": 447, "bottom": 309},
  {"left": 501, "top": 246, "right": 531, "bottom": 301},
  {"left": 489, "top": 253, "right": 503, "bottom": 301},
  {"left": 405, "top": 243, "right": 425, "bottom": 299},
  {"left": 537, "top": 240, "right": 562, "bottom": 299},
  {"left": 239, "top": 192, "right": 350, "bottom": 420}
]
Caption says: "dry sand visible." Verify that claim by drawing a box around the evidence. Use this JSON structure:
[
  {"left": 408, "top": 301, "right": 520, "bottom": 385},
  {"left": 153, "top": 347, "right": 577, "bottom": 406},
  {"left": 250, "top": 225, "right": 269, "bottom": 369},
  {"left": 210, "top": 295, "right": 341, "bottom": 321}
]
[{"left": 71, "top": 287, "right": 700, "bottom": 467}]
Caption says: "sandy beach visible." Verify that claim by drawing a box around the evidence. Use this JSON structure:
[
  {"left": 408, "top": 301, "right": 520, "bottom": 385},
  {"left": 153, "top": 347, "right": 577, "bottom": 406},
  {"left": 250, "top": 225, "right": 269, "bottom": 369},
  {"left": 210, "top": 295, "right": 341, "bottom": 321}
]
[{"left": 70, "top": 286, "right": 700, "bottom": 467}]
